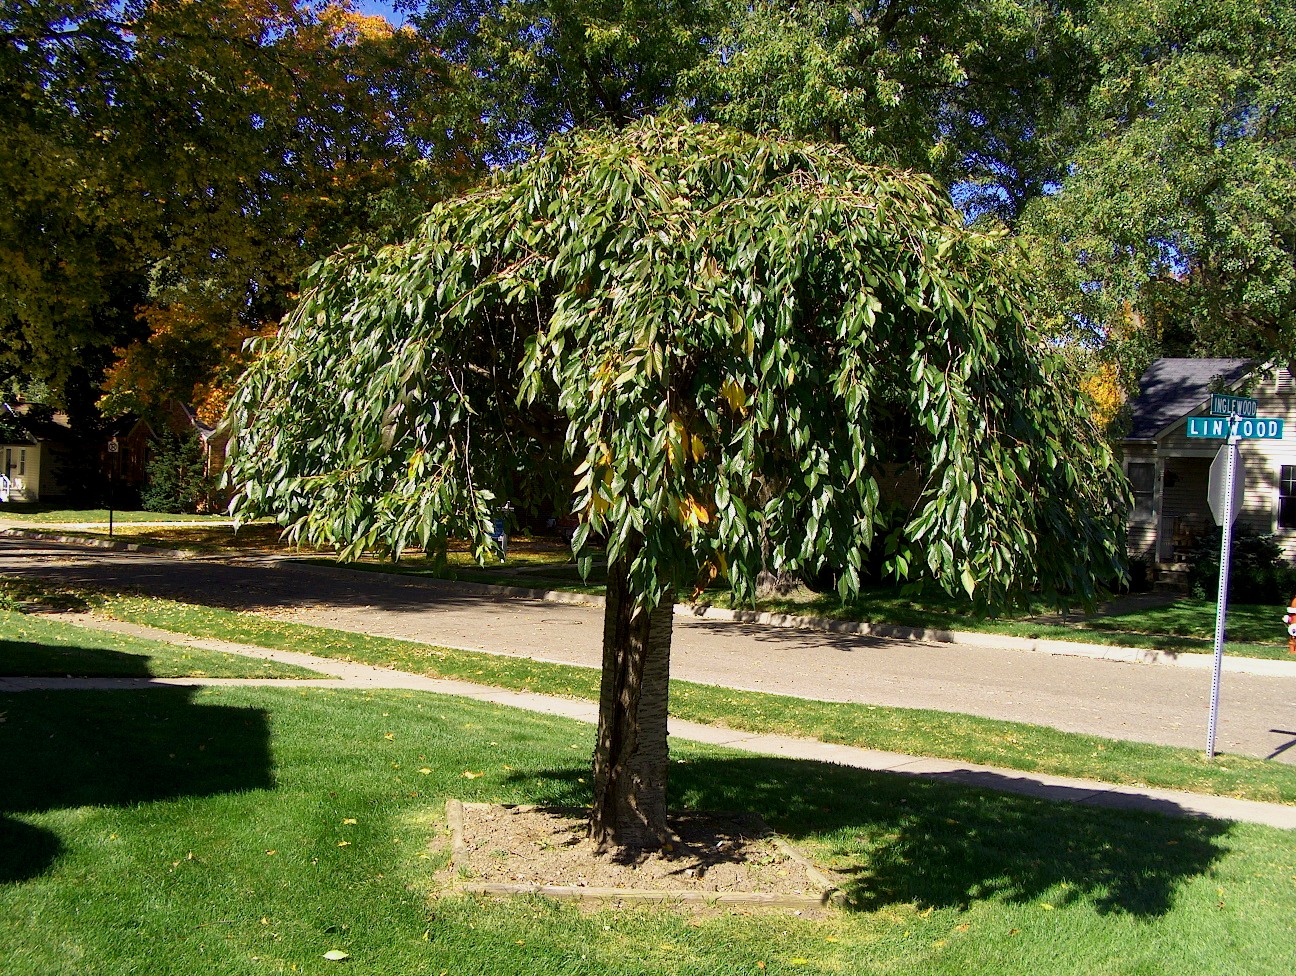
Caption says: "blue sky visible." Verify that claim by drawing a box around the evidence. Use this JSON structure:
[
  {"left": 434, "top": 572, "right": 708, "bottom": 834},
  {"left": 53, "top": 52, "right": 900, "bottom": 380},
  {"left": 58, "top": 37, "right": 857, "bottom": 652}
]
[{"left": 352, "top": 0, "right": 410, "bottom": 25}]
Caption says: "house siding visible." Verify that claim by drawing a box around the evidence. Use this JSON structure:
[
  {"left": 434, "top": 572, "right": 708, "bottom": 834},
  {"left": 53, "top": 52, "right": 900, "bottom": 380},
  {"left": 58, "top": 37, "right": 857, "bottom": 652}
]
[{"left": 0, "top": 443, "right": 41, "bottom": 501}]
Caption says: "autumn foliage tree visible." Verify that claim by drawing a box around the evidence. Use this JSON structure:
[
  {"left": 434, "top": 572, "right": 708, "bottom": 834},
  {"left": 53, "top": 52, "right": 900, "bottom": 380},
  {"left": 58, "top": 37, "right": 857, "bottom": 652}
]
[
  {"left": 229, "top": 120, "right": 1128, "bottom": 852},
  {"left": 1, "top": 0, "right": 478, "bottom": 422}
]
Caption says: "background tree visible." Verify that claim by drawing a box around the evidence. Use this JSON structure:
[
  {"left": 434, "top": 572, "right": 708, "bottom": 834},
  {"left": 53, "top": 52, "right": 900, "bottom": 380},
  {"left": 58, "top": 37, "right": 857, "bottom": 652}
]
[
  {"left": 1018, "top": 0, "right": 1296, "bottom": 377},
  {"left": 228, "top": 119, "right": 1128, "bottom": 852},
  {"left": 682, "top": 0, "right": 1093, "bottom": 224},
  {"left": 1, "top": 0, "right": 479, "bottom": 429},
  {"left": 410, "top": 0, "right": 723, "bottom": 158}
]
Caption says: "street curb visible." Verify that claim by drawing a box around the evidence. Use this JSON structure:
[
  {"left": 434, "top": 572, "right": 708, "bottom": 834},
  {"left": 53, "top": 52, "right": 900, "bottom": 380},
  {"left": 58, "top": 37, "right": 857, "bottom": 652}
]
[
  {"left": 293, "top": 561, "right": 1296, "bottom": 678},
  {"left": 0, "top": 526, "right": 207, "bottom": 558},
  {"left": 6, "top": 524, "right": 1296, "bottom": 677}
]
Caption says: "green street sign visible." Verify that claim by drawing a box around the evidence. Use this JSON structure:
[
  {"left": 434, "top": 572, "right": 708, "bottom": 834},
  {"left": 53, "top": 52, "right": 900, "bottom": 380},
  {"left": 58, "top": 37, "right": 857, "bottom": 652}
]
[
  {"left": 1210, "top": 394, "right": 1258, "bottom": 417},
  {"left": 1186, "top": 416, "right": 1284, "bottom": 439}
]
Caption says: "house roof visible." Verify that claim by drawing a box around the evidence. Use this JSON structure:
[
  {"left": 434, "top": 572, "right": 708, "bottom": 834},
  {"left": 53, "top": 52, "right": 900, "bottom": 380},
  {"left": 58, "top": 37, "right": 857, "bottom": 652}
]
[
  {"left": 1125, "top": 358, "right": 1254, "bottom": 440},
  {"left": 0, "top": 404, "right": 71, "bottom": 445}
]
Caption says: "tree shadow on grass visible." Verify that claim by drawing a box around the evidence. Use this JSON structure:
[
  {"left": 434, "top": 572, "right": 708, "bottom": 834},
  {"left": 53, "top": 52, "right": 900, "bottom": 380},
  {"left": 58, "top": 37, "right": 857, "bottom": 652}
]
[
  {"left": 0, "top": 679, "right": 272, "bottom": 885},
  {"left": 507, "top": 754, "right": 1232, "bottom": 919},
  {"left": 0, "top": 637, "right": 155, "bottom": 677}
]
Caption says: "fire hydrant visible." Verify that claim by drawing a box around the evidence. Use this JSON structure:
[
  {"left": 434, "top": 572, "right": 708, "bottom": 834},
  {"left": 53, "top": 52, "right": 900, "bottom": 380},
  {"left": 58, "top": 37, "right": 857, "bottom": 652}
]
[{"left": 1283, "top": 596, "right": 1296, "bottom": 654}]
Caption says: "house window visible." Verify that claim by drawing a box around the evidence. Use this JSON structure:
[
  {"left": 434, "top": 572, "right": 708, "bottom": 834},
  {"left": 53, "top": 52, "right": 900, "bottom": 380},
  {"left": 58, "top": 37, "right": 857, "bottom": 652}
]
[
  {"left": 1279, "top": 466, "right": 1296, "bottom": 529},
  {"left": 18, "top": 449, "right": 25, "bottom": 476},
  {"left": 1128, "top": 463, "right": 1155, "bottom": 521}
]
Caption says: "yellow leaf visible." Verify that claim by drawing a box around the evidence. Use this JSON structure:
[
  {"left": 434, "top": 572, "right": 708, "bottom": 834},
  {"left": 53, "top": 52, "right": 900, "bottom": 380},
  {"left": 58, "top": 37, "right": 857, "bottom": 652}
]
[
  {"left": 343, "top": 818, "right": 357, "bottom": 825},
  {"left": 462, "top": 771, "right": 484, "bottom": 779},
  {"left": 418, "top": 767, "right": 432, "bottom": 775},
  {"left": 1041, "top": 903, "right": 1054, "bottom": 910},
  {"left": 720, "top": 377, "right": 748, "bottom": 412},
  {"left": 323, "top": 950, "right": 350, "bottom": 962},
  {"left": 690, "top": 434, "right": 705, "bottom": 461},
  {"left": 337, "top": 840, "right": 351, "bottom": 847},
  {"left": 384, "top": 732, "right": 395, "bottom": 740}
]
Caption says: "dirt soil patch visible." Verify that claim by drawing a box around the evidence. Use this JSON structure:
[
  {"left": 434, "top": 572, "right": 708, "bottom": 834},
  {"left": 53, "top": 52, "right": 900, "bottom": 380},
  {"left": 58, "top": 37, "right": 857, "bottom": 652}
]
[{"left": 443, "top": 801, "right": 842, "bottom": 910}]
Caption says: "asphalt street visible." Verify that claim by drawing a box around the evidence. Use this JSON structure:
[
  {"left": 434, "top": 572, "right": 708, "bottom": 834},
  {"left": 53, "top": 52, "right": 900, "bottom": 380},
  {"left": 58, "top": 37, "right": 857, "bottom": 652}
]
[{"left": 1, "top": 535, "right": 1293, "bottom": 762}]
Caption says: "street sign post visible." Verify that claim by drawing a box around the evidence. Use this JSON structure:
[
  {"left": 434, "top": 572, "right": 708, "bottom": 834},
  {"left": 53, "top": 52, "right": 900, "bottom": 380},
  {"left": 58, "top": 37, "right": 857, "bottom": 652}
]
[
  {"left": 1186, "top": 403, "right": 1288, "bottom": 756},
  {"left": 1205, "top": 423, "right": 1241, "bottom": 759}
]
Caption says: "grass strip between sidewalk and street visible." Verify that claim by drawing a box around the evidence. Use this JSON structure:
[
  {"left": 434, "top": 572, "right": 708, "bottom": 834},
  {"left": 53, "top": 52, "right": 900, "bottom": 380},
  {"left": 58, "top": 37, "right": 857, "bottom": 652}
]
[{"left": 55, "top": 587, "right": 1296, "bottom": 807}]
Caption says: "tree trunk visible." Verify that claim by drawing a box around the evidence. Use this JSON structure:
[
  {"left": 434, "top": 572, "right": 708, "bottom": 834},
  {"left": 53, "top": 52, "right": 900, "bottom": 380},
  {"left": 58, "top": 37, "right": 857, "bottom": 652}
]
[{"left": 589, "top": 555, "right": 676, "bottom": 853}]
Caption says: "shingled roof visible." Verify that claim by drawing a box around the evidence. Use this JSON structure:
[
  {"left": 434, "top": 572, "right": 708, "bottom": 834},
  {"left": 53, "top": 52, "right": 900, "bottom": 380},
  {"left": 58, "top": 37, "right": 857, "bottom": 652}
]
[{"left": 1125, "top": 358, "right": 1254, "bottom": 440}]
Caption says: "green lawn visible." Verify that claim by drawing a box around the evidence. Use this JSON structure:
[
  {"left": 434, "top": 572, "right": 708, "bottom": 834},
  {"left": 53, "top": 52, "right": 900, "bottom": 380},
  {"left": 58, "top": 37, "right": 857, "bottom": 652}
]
[
  {"left": 1, "top": 685, "right": 1293, "bottom": 975},
  {"left": 64, "top": 589, "right": 1296, "bottom": 805},
  {"left": 0, "top": 609, "right": 326, "bottom": 679}
]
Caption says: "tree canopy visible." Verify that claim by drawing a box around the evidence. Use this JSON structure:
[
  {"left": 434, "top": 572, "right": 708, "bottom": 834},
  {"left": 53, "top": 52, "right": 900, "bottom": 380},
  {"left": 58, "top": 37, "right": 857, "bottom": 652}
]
[
  {"left": 1018, "top": 0, "right": 1296, "bottom": 376},
  {"left": 677, "top": 0, "right": 1296, "bottom": 379},
  {"left": 230, "top": 119, "right": 1127, "bottom": 609},
  {"left": 229, "top": 119, "right": 1128, "bottom": 847},
  {"left": 411, "top": 0, "right": 722, "bottom": 160},
  {"left": 1, "top": 0, "right": 477, "bottom": 421}
]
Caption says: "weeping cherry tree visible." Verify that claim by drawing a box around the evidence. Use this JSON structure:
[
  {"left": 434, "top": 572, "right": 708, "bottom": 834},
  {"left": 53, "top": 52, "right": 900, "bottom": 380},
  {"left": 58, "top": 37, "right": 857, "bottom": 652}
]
[{"left": 227, "top": 119, "right": 1129, "bottom": 853}]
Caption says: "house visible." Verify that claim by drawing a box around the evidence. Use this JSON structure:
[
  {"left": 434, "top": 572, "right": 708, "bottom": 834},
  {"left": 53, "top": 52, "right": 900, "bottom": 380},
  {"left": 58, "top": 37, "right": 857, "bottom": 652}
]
[
  {"left": 0, "top": 405, "right": 74, "bottom": 502},
  {"left": 1123, "top": 358, "right": 1296, "bottom": 565},
  {"left": 101, "top": 401, "right": 230, "bottom": 504}
]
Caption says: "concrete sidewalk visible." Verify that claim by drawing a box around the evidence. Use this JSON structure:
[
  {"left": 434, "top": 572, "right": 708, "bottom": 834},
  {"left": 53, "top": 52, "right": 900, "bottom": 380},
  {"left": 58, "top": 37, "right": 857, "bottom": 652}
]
[{"left": 5, "top": 612, "right": 1293, "bottom": 831}]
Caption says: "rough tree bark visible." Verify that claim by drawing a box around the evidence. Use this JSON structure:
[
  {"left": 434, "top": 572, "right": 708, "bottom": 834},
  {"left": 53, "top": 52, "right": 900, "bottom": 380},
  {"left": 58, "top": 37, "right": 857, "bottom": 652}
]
[{"left": 589, "top": 552, "right": 677, "bottom": 853}]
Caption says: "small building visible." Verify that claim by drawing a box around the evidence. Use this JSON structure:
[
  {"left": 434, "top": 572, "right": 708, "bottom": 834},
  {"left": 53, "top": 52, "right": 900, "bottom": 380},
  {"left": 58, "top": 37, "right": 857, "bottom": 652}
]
[
  {"left": 0, "top": 406, "right": 74, "bottom": 502},
  {"left": 1123, "top": 358, "right": 1296, "bottom": 565}
]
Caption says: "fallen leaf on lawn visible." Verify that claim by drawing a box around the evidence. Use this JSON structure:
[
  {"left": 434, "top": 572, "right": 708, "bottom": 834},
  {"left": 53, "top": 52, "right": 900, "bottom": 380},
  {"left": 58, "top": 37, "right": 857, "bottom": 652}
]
[
  {"left": 337, "top": 840, "right": 351, "bottom": 847},
  {"left": 384, "top": 732, "right": 395, "bottom": 740},
  {"left": 323, "top": 949, "right": 349, "bottom": 961},
  {"left": 1041, "top": 903, "right": 1054, "bottom": 910},
  {"left": 418, "top": 768, "right": 432, "bottom": 775},
  {"left": 955, "top": 924, "right": 969, "bottom": 933},
  {"left": 264, "top": 850, "right": 277, "bottom": 856},
  {"left": 462, "top": 771, "right": 484, "bottom": 779},
  {"left": 790, "top": 959, "right": 809, "bottom": 965},
  {"left": 343, "top": 818, "right": 357, "bottom": 825}
]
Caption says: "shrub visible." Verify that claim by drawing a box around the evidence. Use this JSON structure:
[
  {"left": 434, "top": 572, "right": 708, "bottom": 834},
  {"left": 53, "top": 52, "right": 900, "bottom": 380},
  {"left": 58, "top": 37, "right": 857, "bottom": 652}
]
[
  {"left": 141, "top": 431, "right": 220, "bottom": 514},
  {"left": 1185, "top": 526, "right": 1296, "bottom": 604}
]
